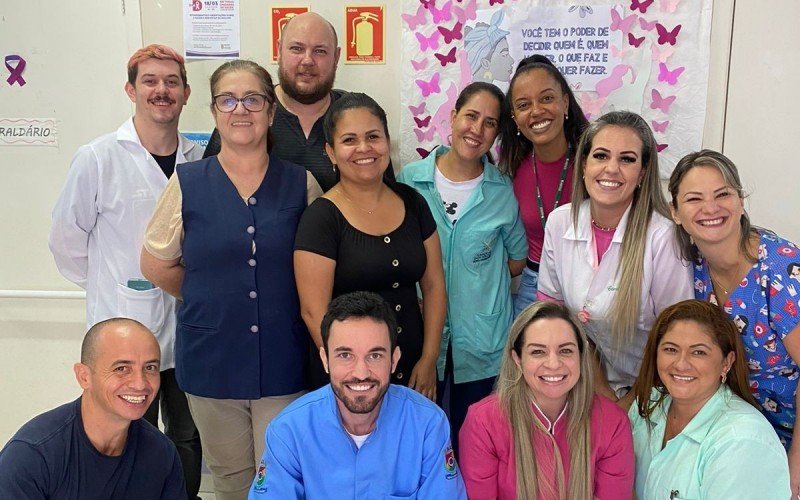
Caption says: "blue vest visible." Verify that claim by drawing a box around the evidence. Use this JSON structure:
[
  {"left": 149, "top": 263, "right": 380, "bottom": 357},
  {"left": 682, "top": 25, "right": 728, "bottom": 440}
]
[{"left": 176, "top": 156, "right": 308, "bottom": 399}]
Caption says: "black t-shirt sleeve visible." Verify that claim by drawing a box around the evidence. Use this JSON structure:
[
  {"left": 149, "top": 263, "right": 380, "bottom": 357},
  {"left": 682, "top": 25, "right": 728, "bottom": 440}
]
[
  {"left": 294, "top": 198, "right": 341, "bottom": 260},
  {"left": 203, "top": 128, "right": 221, "bottom": 159},
  {"left": 0, "top": 441, "right": 49, "bottom": 499},
  {"left": 398, "top": 183, "right": 436, "bottom": 240}
]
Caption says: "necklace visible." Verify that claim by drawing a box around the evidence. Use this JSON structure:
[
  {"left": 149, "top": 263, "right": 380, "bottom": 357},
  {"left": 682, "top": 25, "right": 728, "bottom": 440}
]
[
  {"left": 591, "top": 218, "right": 616, "bottom": 232},
  {"left": 531, "top": 147, "right": 571, "bottom": 230},
  {"left": 336, "top": 186, "right": 380, "bottom": 215},
  {"left": 708, "top": 262, "right": 749, "bottom": 299}
]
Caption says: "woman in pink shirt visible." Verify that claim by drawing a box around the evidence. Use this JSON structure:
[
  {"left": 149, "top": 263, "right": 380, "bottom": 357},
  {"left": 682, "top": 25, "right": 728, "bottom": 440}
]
[{"left": 459, "top": 301, "right": 634, "bottom": 499}]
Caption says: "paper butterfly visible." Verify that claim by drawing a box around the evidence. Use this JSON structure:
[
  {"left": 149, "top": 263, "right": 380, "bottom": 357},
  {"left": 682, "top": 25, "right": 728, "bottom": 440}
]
[
  {"left": 658, "top": 62, "right": 685, "bottom": 85},
  {"left": 650, "top": 88, "right": 676, "bottom": 112},
  {"left": 416, "top": 147, "right": 433, "bottom": 158},
  {"left": 656, "top": 23, "right": 681, "bottom": 45},
  {"left": 489, "top": 0, "right": 504, "bottom": 5},
  {"left": 402, "top": 5, "right": 427, "bottom": 31},
  {"left": 610, "top": 8, "right": 637, "bottom": 35},
  {"left": 408, "top": 102, "right": 427, "bottom": 116},
  {"left": 628, "top": 33, "right": 645, "bottom": 48},
  {"left": 579, "top": 93, "right": 607, "bottom": 120},
  {"left": 630, "top": 0, "right": 654, "bottom": 13},
  {"left": 431, "top": 0, "right": 452, "bottom": 23},
  {"left": 419, "top": 0, "right": 435, "bottom": 9},
  {"left": 434, "top": 47, "right": 457, "bottom": 67},
  {"left": 611, "top": 44, "right": 633, "bottom": 59},
  {"left": 438, "top": 22, "right": 463, "bottom": 44},
  {"left": 639, "top": 17, "right": 657, "bottom": 31},
  {"left": 651, "top": 120, "right": 670, "bottom": 132},
  {"left": 568, "top": 5, "right": 594, "bottom": 18},
  {"left": 415, "top": 30, "right": 441, "bottom": 51},
  {"left": 416, "top": 73, "right": 441, "bottom": 97},
  {"left": 414, "top": 115, "right": 432, "bottom": 128},
  {"left": 411, "top": 58, "right": 428, "bottom": 71},
  {"left": 453, "top": 0, "right": 477, "bottom": 24},
  {"left": 660, "top": 0, "right": 681, "bottom": 13},
  {"left": 414, "top": 127, "right": 436, "bottom": 142},
  {"left": 657, "top": 143, "right": 669, "bottom": 152},
  {"left": 650, "top": 44, "right": 674, "bottom": 63}
]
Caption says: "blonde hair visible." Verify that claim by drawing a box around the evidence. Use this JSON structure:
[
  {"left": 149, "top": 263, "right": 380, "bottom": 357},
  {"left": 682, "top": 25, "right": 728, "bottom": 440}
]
[
  {"left": 571, "top": 111, "right": 670, "bottom": 349},
  {"left": 127, "top": 44, "right": 187, "bottom": 86},
  {"left": 496, "top": 301, "right": 595, "bottom": 500}
]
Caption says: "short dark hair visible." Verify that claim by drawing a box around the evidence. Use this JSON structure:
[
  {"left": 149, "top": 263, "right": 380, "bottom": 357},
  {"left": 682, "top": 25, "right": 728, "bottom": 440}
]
[
  {"left": 81, "top": 317, "right": 148, "bottom": 365},
  {"left": 320, "top": 291, "right": 398, "bottom": 354}
]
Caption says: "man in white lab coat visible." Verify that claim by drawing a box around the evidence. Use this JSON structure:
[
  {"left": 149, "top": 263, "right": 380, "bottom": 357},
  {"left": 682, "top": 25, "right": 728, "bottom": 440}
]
[{"left": 48, "top": 44, "right": 203, "bottom": 499}]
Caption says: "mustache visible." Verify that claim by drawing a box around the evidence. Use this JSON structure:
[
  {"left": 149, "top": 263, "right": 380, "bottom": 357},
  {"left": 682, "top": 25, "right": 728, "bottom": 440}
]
[{"left": 149, "top": 95, "right": 176, "bottom": 104}]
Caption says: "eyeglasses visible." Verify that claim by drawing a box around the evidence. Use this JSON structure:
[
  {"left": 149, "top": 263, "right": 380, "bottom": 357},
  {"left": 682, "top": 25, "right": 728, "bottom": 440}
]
[{"left": 212, "top": 93, "right": 270, "bottom": 113}]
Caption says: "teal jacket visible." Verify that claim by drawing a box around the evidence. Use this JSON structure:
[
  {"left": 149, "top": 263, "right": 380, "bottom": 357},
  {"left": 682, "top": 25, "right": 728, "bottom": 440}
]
[{"left": 397, "top": 146, "right": 527, "bottom": 383}]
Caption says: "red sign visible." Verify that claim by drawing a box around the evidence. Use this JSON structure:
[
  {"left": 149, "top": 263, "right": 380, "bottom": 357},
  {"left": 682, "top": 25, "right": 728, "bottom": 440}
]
[
  {"left": 271, "top": 6, "right": 310, "bottom": 63},
  {"left": 344, "top": 6, "right": 384, "bottom": 64}
]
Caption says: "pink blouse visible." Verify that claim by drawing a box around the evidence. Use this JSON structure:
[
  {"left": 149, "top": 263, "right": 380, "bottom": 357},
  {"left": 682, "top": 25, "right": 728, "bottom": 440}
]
[{"left": 459, "top": 394, "right": 634, "bottom": 500}]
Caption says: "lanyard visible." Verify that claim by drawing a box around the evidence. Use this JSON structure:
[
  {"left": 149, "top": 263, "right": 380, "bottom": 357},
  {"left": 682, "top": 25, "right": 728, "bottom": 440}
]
[{"left": 532, "top": 148, "right": 571, "bottom": 230}]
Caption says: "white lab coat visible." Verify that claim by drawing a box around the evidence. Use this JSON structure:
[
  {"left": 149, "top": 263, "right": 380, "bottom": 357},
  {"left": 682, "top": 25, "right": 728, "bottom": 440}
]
[
  {"left": 49, "top": 118, "right": 204, "bottom": 370},
  {"left": 538, "top": 200, "right": 693, "bottom": 393}
]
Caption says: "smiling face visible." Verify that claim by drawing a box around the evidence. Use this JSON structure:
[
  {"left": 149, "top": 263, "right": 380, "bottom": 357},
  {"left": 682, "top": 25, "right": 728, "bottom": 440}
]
[
  {"left": 325, "top": 107, "right": 390, "bottom": 185},
  {"left": 510, "top": 68, "right": 569, "bottom": 155},
  {"left": 512, "top": 317, "right": 580, "bottom": 417},
  {"left": 212, "top": 70, "right": 275, "bottom": 149},
  {"left": 321, "top": 317, "right": 400, "bottom": 423},
  {"left": 657, "top": 319, "right": 734, "bottom": 410},
  {"left": 278, "top": 13, "right": 340, "bottom": 105},
  {"left": 125, "top": 58, "right": 190, "bottom": 127},
  {"left": 671, "top": 165, "right": 745, "bottom": 250},
  {"left": 583, "top": 125, "right": 645, "bottom": 220},
  {"left": 449, "top": 90, "right": 501, "bottom": 164},
  {"left": 75, "top": 323, "right": 161, "bottom": 426}
]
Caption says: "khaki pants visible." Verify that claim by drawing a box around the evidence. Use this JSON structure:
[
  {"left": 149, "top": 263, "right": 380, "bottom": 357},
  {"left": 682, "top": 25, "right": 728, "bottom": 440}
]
[{"left": 186, "top": 391, "right": 304, "bottom": 500}]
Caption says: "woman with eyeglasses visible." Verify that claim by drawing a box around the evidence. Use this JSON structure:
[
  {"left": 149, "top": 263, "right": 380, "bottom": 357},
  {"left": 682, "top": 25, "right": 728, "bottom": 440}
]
[{"left": 141, "top": 60, "right": 321, "bottom": 499}]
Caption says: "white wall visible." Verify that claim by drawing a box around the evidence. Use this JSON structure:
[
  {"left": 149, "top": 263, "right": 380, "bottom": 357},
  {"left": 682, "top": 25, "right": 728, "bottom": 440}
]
[{"left": 1, "top": 0, "right": 797, "bottom": 445}]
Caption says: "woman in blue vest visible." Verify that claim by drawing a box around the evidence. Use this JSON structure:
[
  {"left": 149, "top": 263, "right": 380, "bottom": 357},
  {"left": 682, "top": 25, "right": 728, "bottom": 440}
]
[
  {"left": 397, "top": 82, "right": 527, "bottom": 454},
  {"left": 141, "top": 60, "right": 322, "bottom": 499}
]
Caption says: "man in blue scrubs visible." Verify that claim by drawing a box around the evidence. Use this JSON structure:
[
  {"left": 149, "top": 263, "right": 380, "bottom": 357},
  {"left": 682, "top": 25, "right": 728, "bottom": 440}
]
[
  {"left": 0, "top": 318, "right": 186, "bottom": 499},
  {"left": 249, "top": 292, "right": 466, "bottom": 499}
]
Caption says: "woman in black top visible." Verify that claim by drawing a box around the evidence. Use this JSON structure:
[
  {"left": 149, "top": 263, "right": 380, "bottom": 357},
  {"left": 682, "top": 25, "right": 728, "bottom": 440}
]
[{"left": 294, "top": 93, "right": 446, "bottom": 398}]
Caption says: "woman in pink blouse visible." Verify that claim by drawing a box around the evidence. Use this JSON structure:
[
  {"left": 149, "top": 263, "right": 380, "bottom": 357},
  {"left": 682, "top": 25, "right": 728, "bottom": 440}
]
[{"left": 459, "top": 301, "right": 634, "bottom": 500}]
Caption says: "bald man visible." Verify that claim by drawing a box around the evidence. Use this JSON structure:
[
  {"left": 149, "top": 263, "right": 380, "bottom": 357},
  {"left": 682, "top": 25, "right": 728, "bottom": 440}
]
[{"left": 0, "top": 319, "right": 186, "bottom": 499}]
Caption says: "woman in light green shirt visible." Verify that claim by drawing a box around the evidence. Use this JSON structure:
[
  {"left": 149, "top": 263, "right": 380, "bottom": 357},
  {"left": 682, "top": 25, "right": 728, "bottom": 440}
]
[{"left": 626, "top": 300, "right": 789, "bottom": 499}]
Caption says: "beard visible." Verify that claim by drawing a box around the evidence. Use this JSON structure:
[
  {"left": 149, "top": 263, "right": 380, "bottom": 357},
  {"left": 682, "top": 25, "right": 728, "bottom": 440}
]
[
  {"left": 331, "top": 377, "right": 388, "bottom": 415},
  {"left": 278, "top": 64, "right": 335, "bottom": 105}
]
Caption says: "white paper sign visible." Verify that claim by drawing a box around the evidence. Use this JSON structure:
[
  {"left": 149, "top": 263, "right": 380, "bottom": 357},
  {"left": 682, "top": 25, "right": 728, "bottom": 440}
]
[
  {"left": 0, "top": 118, "right": 58, "bottom": 147},
  {"left": 183, "top": 0, "right": 240, "bottom": 59}
]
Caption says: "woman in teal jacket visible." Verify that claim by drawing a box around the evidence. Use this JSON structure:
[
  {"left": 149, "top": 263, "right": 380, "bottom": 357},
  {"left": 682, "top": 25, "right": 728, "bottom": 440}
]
[{"left": 398, "top": 82, "right": 527, "bottom": 455}]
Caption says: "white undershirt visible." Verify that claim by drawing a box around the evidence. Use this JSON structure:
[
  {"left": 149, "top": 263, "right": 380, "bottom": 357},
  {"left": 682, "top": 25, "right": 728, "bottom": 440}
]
[
  {"left": 434, "top": 166, "right": 482, "bottom": 224},
  {"left": 347, "top": 430, "right": 372, "bottom": 449}
]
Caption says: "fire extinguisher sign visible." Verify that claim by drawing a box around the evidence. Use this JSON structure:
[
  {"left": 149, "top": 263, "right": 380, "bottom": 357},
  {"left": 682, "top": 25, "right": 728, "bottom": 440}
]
[
  {"left": 344, "top": 6, "right": 385, "bottom": 64},
  {"left": 271, "top": 6, "right": 310, "bottom": 63}
]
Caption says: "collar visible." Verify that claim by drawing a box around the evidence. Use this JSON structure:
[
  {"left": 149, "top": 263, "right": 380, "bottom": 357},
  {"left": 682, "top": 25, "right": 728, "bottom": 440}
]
[
  {"left": 406, "top": 145, "right": 504, "bottom": 185},
  {"left": 116, "top": 117, "right": 198, "bottom": 159},
  {"left": 530, "top": 397, "right": 569, "bottom": 434},
  {"left": 327, "top": 383, "right": 393, "bottom": 437},
  {"left": 564, "top": 199, "right": 632, "bottom": 243},
  {"left": 672, "top": 385, "right": 731, "bottom": 443}
]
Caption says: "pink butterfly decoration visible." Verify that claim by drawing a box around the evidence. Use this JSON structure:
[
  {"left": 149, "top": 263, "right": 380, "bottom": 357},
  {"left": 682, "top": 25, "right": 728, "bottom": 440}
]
[
  {"left": 434, "top": 47, "right": 457, "bottom": 67},
  {"left": 656, "top": 23, "right": 681, "bottom": 45},
  {"left": 415, "top": 73, "right": 441, "bottom": 97},
  {"left": 411, "top": 58, "right": 428, "bottom": 71},
  {"left": 658, "top": 62, "right": 685, "bottom": 85},
  {"left": 596, "top": 65, "right": 631, "bottom": 98},
  {"left": 438, "top": 22, "right": 463, "bottom": 44},
  {"left": 415, "top": 30, "right": 441, "bottom": 51},
  {"left": 414, "top": 115, "right": 432, "bottom": 128},
  {"left": 416, "top": 147, "right": 433, "bottom": 159},
  {"left": 650, "top": 44, "right": 674, "bottom": 63},
  {"left": 431, "top": 0, "right": 452, "bottom": 23},
  {"left": 639, "top": 17, "right": 657, "bottom": 31},
  {"left": 414, "top": 127, "right": 436, "bottom": 142},
  {"left": 579, "top": 93, "right": 607, "bottom": 120},
  {"left": 657, "top": 143, "right": 669, "bottom": 152},
  {"left": 453, "top": 0, "right": 477, "bottom": 24},
  {"left": 401, "top": 5, "right": 427, "bottom": 30},
  {"left": 611, "top": 44, "right": 633, "bottom": 59},
  {"left": 419, "top": 0, "right": 435, "bottom": 9},
  {"left": 628, "top": 33, "right": 645, "bottom": 48},
  {"left": 651, "top": 120, "right": 670, "bottom": 133},
  {"left": 489, "top": 0, "right": 504, "bottom": 5},
  {"left": 630, "top": 0, "right": 654, "bottom": 13},
  {"left": 610, "top": 8, "right": 637, "bottom": 36},
  {"left": 408, "top": 102, "right": 427, "bottom": 116},
  {"left": 660, "top": 0, "right": 681, "bottom": 13},
  {"left": 650, "top": 89, "right": 676, "bottom": 113}
]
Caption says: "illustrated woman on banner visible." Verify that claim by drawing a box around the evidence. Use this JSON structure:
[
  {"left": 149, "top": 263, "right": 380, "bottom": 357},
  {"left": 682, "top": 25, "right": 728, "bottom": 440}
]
[{"left": 464, "top": 10, "right": 513, "bottom": 85}]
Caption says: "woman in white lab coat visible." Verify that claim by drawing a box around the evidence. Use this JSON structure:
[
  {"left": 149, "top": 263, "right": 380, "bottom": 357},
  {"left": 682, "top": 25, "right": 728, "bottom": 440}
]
[{"left": 537, "top": 111, "right": 692, "bottom": 399}]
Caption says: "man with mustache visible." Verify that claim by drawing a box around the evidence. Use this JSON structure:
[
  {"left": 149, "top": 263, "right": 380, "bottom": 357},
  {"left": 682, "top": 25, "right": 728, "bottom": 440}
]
[
  {"left": 204, "top": 11, "right": 391, "bottom": 191},
  {"left": 248, "top": 292, "right": 466, "bottom": 499},
  {"left": 0, "top": 319, "right": 186, "bottom": 499},
  {"left": 48, "top": 45, "right": 203, "bottom": 499}
]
